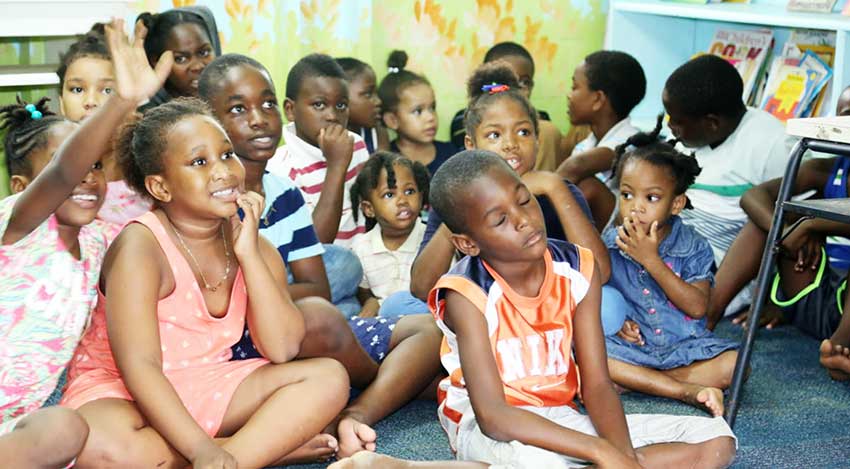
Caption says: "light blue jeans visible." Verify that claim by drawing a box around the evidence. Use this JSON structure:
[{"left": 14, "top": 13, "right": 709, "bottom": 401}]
[
  {"left": 378, "top": 290, "right": 430, "bottom": 319},
  {"left": 322, "top": 244, "right": 363, "bottom": 317},
  {"left": 600, "top": 285, "right": 628, "bottom": 337}
]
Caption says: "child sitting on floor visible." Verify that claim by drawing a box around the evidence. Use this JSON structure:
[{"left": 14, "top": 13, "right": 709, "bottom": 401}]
[
  {"left": 56, "top": 25, "right": 151, "bottom": 231},
  {"left": 330, "top": 150, "right": 736, "bottom": 469},
  {"left": 410, "top": 62, "right": 609, "bottom": 303},
  {"left": 0, "top": 19, "right": 166, "bottom": 467},
  {"left": 709, "top": 86, "right": 850, "bottom": 381},
  {"left": 267, "top": 53, "right": 368, "bottom": 317},
  {"left": 378, "top": 50, "right": 457, "bottom": 175},
  {"left": 198, "top": 53, "right": 446, "bottom": 459},
  {"left": 603, "top": 120, "right": 738, "bottom": 416},
  {"left": 350, "top": 151, "right": 430, "bottom": 318},
  {"left": 556, "top": 50, "right": 645, "bottom": 229},
  {"left": 337, "top": 57, "right": 389, "bottom": 154}
]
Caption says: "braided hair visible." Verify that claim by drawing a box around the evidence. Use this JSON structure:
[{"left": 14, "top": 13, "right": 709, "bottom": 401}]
[
  {"left": 463, "top": 62, "right": 539, "bottom": 140},
  {"left": 612, "top": 115, "right": 701, "bottom": 209},
  {"left": 350, "top": 150, "right": 430, "bottom": 230},
  {"left": 115, "top": 97, "right": 213, "bottom": 200},
  {"left": 376, "top": 50, "right": 431, "bottom": 113},
  {"left": 1, "top": 96, "right": 66, "bottom": 177}
]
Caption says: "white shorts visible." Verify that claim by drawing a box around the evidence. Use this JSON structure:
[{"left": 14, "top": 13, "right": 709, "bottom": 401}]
[{"left": 456, "top": 405, "right": 736, "bottom": 469}]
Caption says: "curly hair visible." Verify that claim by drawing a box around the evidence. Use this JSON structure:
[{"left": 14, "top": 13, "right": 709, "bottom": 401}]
[
  {"left": 349, "top": 150, "right": 430, "bottom": 230},
  {"left": 463, "top": 62, "right": 539, "bottom": 141},
  {"left": 0, "top": 96, "right": 66, "bottom": 177}
]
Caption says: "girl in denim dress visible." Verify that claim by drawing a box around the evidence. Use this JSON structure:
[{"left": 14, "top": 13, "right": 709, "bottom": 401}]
[{"left": 601, "top": 120, "right": 739, "bottom": 417}]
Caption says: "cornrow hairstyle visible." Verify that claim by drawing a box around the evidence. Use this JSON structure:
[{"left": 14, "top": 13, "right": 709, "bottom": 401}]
[
  {"left": 136, "top": 9, "right": 210, "bottom": 63},
  {"left": 612, "top": 115, "right": 701, "bottom": 209},
  {"left": 336, "top": 57, "right": 371, "bottom": 79},
  {"left": 350, "top": 150, "right": 430, "bottom": 230},
  {"left": 56, "top": 24, "right": 110, "bottom": 88},
  {"left": 198, "top": 53, "right": 273, "bottom": 102},
  {"left": 664, "top": 54, "right": 745, "bottom": 118},
  {"left": 583, "top": 50, "right": 646, "bottom": 120},
  {"left": 430, "top": 149, "right": 512, "bottom": 234},
  {"left": 116, "top": 97, "right": 213, "bottom": 200},
  {"left": 463, "top": 62, "right": 539, "bottom": 140},
  {"left": 377, "top": 50, "right": 430, "bottom": 113},
  {"left": 1, "top": 96, "right": 66, "bottom": 177},
  {"left": 483, "top": 42, "right": 535, "bottom": 73},
  {"left": 285, "top": 53, "right": 347, "bottom": 100}
]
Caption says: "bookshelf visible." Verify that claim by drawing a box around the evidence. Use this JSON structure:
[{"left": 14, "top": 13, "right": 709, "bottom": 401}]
[{"left": 606, "top": 0, "right": 850, "bottom": 130}]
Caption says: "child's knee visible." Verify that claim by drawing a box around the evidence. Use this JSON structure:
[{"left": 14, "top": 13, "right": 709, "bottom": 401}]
[
  {"left": 298, "top": 297, "right": 351, "bottom": 353},
  {"left": 700, "top": 436, "right": 736, "bottom": 468},
  {"left": 18, "top": 407, "right": 89, "bottom": 464},
  {"left": 307, "top": 358, "right": 350, "bottom": 402}
]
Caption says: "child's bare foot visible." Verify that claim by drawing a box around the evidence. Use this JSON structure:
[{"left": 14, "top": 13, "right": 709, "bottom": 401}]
[
  {"left": 683, "top": 385, "right": 724, "bottom": 417},
  {"left": 329, "top": 451, "right": 407, "bottom": 469},
  {"left": 278, "top": 433, "right": 338, "bottom": 464},
  {"left": 337, "top": 414, "right": 378, "bottom": 458},
  {"left": 819, "top": 339, "right": 850, "bottom": 381}
]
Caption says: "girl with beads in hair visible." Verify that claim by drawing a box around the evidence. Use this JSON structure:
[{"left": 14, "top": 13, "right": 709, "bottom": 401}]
[
  {"left": 602, "top": 117, "right": 738, "bottom": 417},
  {"left": 0, "top": 19, "right": 170, "bottom": 468},
  {"left": 60, "top": 29, "right": 348, "bottom": 469}
]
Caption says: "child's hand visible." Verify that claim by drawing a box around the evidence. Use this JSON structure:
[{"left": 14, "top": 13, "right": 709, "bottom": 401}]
[
  {"left": 615, "top": 218, "right": 661, "bottom": 268},
  {"left": 192, "top": 444, "right": 237, "bottom": 469},
  {"left": 358, "top": 298, "right": 380, "bottom": 318},
  {"left": 104, "top": 18, "right": 173, "bottom": 104},
  {"left": 617, "top": 320, "right": 644, "bottom": 346},
  {"left": 230, "top": 191, "right": 265, "bottom": 261},
  {"left": 521, "top": 170, "right": 562, "bottom": 196},
  {"left": 780, "top": 220, "right": 823, "bottom": 272},
  {"left": 319, "top": 124, "right": 354, "bottom": 170}
]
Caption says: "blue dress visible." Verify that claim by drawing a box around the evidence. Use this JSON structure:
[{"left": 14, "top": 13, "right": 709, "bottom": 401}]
[{"left": 604, "top": 215, "right": 738, "bottom": 370}]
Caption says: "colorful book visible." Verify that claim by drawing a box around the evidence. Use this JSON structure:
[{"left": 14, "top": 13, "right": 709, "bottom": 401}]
[
  {"left": 797, "top": 50, "right": 832, "bottom": 117},
  {"left": 707, "top": 29, "right": 774, "bottom": 104},
  {"left": 760, "top": 55, "right": 829, "bottom": 122}
]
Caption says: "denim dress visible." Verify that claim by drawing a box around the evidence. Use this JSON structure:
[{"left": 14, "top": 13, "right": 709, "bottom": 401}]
[{"left": 603, "top": 215, "right": 738, "bottom": 369}]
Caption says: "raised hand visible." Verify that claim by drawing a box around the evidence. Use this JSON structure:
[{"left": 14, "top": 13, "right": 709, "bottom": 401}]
[
  {"left": 104, "top": 18, "right": 173, "bottom": 104},
  {"left": 615, "top": 218, "right": 661, "bottom": 268},
  {"left": 319, "top": 124, "right": 355, "bottom": 170},
  {"left": 230, "top": 191, "right": 265, "bottom": 261}
]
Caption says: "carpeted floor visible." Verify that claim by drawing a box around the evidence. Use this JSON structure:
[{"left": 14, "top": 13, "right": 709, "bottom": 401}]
[{"left": 289, "top": 321, "right": 850, "bottom": 469}]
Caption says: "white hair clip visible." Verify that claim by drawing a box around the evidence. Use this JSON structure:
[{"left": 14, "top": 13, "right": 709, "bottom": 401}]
[{"left": 388, "top": 66, "right": 400, "bottom": 73}]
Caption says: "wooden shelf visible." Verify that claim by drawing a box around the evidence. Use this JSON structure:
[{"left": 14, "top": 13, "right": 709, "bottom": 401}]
[
  {"left": 787, "top": 116, "right": 850, "bottom": 142},
  {"left": 0, "top": 65, "right": 59, "bottom": 87}
]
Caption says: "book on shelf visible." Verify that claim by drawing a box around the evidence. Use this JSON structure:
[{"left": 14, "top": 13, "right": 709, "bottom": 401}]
[
  {"left": 707, "top": 29, "right": 774, "bottom": 105},
  {"left": 786, "top": 0, "right": 837, "bottom": 12},
  {"left": 784, "top": 29, "right": 836, "bottom": 116},
  {"left": 759, "top": 51, "right": 832, "bottom": 122}
]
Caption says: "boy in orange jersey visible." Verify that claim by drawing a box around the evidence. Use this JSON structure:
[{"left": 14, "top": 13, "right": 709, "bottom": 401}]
[{"left": 331, "top": 150, "right": 736, "bottom": 468}]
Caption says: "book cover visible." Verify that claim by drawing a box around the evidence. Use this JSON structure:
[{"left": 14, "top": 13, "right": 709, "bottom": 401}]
[
  {"left": 708, "top": 29, "right": 774, "bottom": 104},
  {"left": 787, "top": 0, "right": 837, "bottom": 12},
  {"left": 798, "top": 50, "right": 832, "bottom": 117},
  {"left": 760, "top": 57, "right": 822, "bottom": 122}
]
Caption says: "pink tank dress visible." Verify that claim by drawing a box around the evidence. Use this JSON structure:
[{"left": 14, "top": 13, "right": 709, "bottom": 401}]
[{"left": 61, "top": 212, "right": 268, "bottom": 436}]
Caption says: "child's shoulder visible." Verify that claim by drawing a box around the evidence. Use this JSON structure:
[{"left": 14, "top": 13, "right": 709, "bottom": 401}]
[
  {"left": 664, "top": 216, "right": 712, "bottom": 257},
  {"left": 731, "top": 108, "right": 786, "bottom": 144}
]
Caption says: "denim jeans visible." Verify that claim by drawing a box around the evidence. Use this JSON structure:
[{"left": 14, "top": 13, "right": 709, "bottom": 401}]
[
  {"left": 378, "top": 290, "right": 430, "bottom": 319},
  {"left": 600, "top": 284, "right": 628, "bottom": 337},
  {"left": 321, "top": 244, "right": 363, "bottom": 317}
]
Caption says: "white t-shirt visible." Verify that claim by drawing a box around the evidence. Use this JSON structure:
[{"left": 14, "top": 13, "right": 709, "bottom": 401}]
[
  {"left": 267, "top": 123, "right": 369, "bottom": 248},
  {"left": 571, "top": 117, "right": 640, "bottom": 184},
  {"left": 678, "top": 108, "right": 795, "bottom": 264}
]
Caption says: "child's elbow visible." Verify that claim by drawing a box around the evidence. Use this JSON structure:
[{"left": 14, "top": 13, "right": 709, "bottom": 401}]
[{"left": 475, "top": 407, "right": 513, "bottom": 442}]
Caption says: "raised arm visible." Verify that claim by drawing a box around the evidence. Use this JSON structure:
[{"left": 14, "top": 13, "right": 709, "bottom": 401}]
[
  {"left": 310, "top": 124, "right": 354, "bottom": 243},
  {"left": 235, "top": 192, "right": 305, "bottom": 363},
  {"left": 444, "top": 288, "right": 639, "bottom": 467},
  {"left": 105, "top": 224, "right": 231, "bottom": 466},
  {"left": 556, "top": 147, "right": 616, "bottom": 183},
  {"left": 4, "top": 19, "right": 172, "bottom": 245}
]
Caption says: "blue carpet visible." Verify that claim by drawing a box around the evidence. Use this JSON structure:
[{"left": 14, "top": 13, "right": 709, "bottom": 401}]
[
  {"left": 289, "top": 321, "right": 850, "bottom": 469},
  {"left": 46, "top": 321, "right": 849, "bottom": 467}
]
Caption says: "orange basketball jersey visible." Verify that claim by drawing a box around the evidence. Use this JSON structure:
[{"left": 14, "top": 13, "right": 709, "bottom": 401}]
[{"left": 429, "top": 239, "right": 594, "bottom": 450}]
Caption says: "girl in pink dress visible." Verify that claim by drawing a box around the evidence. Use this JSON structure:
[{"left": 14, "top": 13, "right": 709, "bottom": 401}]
[{"left": 61, "top": 38, "right": 348, "bottom": 469}]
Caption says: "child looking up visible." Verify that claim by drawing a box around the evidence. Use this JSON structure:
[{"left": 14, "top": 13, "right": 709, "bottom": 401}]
[
  {"left": 137, "top": 5, "right": 220, "bottom": 108},
  {"left": 378, "top": 50, "right": 457, "bottom": 175},
  {"left": 331, "top": 150, "right": 736, "bottom": 469},
  {"left": 350, "top": 151, "right": 430, "bottom": 318},
  {"left": 198, "top": 53, "right": 445, "bottom": 460},
  {"left": 450, "top": 41, "right": 565, "bottom": 172},
  {"left": 708, "top": 86, "right": 850, "bottom": 381},
  {"left": 603, "top": 122, "right": 738, "bottom": 416},
  {"left": 0, "top": 19, "right": 169, "bottom": 467},
  {"left": 410, "top": 62, "right": 609, "bottom": 303},
  {"left": 556, "top": 50, "right": 645, "bottom": 229},
  {"left": 57, "top": 26, "right": 152, "bottom": 229},
  {"left": 337, "top": 57, "right": 389, "bottom": 154},
  {"left": 267, "top": 53, "right": 367, "bottom": 316}
]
